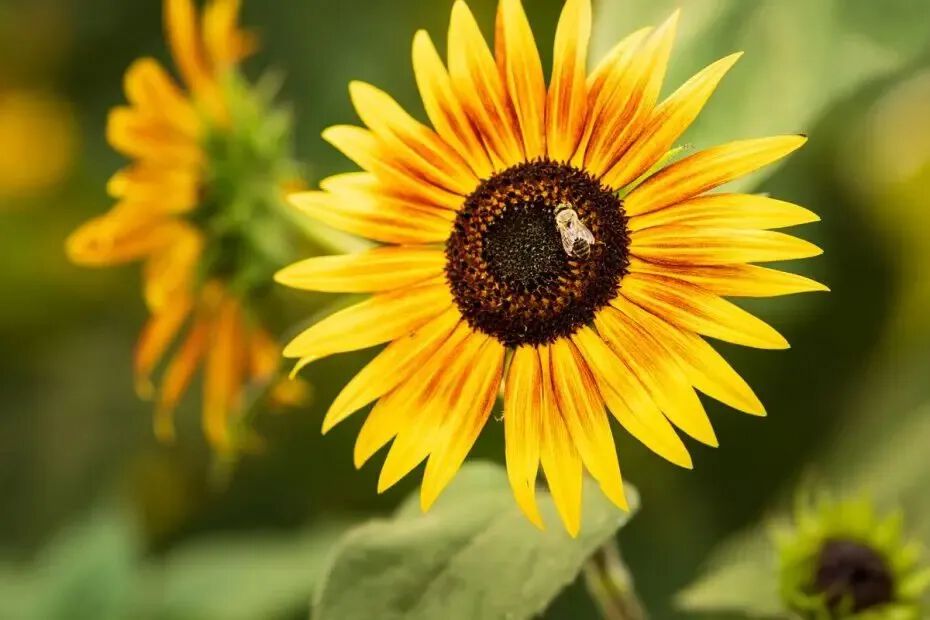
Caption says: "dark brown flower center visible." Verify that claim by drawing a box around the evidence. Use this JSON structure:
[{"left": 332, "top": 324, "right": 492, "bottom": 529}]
[
  {"left": 445, "top": 160, "right": 630, "bottom": 347},
  {"left": 814, "top": 539, "right": 894, "bottom": 613}
]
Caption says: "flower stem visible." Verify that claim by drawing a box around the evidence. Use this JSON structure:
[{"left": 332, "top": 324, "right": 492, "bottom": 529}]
[{"left": 583, "top": 539, "right": 648, "bottom": 620}]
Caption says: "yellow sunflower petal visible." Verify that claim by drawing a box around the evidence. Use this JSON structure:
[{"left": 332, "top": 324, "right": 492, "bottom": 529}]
[
  {"left": 533, "top": 346, "right": 584, "bottom": 536},
  {"left": 202, "top": 0, "right": 255, "bottom": 70},
  {"left": 164, "top": 0, "right": 210, "bottom": 94},
  {"left": 630, "top": 226, "right": 823, "bottom": 265},
  {"left": 612, "top": 296, "right": 765, "bottom": 415},
  {"left": 550, "top": 339, "right": 628, "bottom": 510},
  {"left": 629, "top": 258, "right": 828, "bottom": 297},
  {"left": 322, "top": 125, "right": 464, "bottom": 211},
  {"left": 547, "top": 0, "right": 591, "bottom": 162},
  {"left": 572, "top": 26, "right": 652, "bottom": 169},
  {"left": 107, "top": 107, "right": 203, "bottom": 167},
  {"left": 595, "top": 307, "right": 717, "bottom": 447},
  {"left": 275, "top": 246, "right": 445, "bottom": 293},
  {"left": 107, "top": 165, "right": 200, "bottom": 214},
  {"left": 572, "top": 27, "right": 653, "bottom": 168},
  {"left": 603, "top": 52, "right": 741, "bottom": 190},
  {"left": 134, "top": 295, "right": 193, "bottom": 399},
  {"left": 619, "top": 272, "right": 789, "bottom": 349},
  {"left": 142, "top": 225, "right": 202, "bottom": 311},
  {"left": 624, "top": 135, "right": 808, "bottom": 216},
  {"left": 628, "top": 193, "right": 820, "bottom": 232},
  {"left": 377, "top": 328, "right": 488, "bottom": 493},
  {"left": 155, "top": 317, "right": 209, "bottom": 442},
  {"left": 123, "top": 58, "right": 200, "bottom": 138},
  {"left": 322, "top": 308, "right": 461, "bottom": 433},
  {"left": 65, "top": 212, "right": 183, "bottom": 267},
  {"left": 420, "top": 337, "right": 505, "bottom": 510},
  {"left": 319, "top": 171, "right": 457, "bottom": 217},
  {"left": 497, "top": 0, "right": 546, "bottom": 159},
  {"left": 448, "top": 0, "right": 524, "bottom": 168},
  {"left": 353, "top": 323, "right": 472, "bottom": 468},
  {"left": 288, "top": 189, "right": 452, "bottom": 245},
  {"left": 284, "top": 281, "right": 451, "bottom": 363},
  {"left": 503, "top": 346, "right": 544, "bottom": 528},
  {"left": 348, "top": 81, "right": 478, "bottom": 196},
  {"left": 573, "top": 326, "right": 693, "bottom": 468},
  {"left": 587, "top": 26, "right": 652, "bottom": 102},
  {"left": 411, "top": 30, "right": 494, "bottom": 179},
  {"left": 583, "top": 12, "right": 678, "bottom": 178}
]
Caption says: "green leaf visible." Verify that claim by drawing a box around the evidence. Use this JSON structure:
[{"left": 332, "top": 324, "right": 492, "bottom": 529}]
[
  {"left": 29, "top": 507, "right": 140, "bottom": 620},
  {"left": 313, "top": 462, "right": 640, "bottom": 620},
  {"left": 675, "top": 529, "right": 784, "bottom": 619},
  {"left": 592, "top": 0, "right": 930, "bottom": 192},
  {"left": 146, "top": 520, "right": 352, "bottom": 620}
]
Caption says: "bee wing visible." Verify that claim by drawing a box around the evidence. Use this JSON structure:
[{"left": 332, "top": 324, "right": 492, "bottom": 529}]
[
  {"left": 559, "top": 227, "right": 577, "bottom": 255},
  {"left": 576, "top": 222, "right": 595, "bottom": 245}
]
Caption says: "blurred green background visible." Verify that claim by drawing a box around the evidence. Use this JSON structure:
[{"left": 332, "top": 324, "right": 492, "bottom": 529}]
[{"left": 2, "top": 0, "right": 930, "bottom": 618}]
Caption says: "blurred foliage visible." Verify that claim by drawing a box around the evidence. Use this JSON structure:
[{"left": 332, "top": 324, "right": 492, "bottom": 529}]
[
  {"left": 1, "top": 0, "right": 930, "bottom": 618},
  {"left": 314, "top": 463, "right": 639, "bottom": 620},
  {"left": 0, "top": 504, "right": 354, "bottom": 620}
]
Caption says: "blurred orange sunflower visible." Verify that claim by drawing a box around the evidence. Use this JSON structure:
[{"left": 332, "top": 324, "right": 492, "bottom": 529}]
[
  {"left": 67, "top": 0, "right": 303, "bottom": 451},
  {"left": 279, "top": 0, "right": 825, "bottom": 534}
]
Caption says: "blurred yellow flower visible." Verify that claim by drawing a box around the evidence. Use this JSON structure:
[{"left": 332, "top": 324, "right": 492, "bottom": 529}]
[
  {"left": 67, "top": 0, "right": 301, "bottom": 451},
  {"left": 0, "top": 89, "right": 77, "bottom": 200},
  {"left": 280, "top": 0, "right": 825, "bottom": 535}
]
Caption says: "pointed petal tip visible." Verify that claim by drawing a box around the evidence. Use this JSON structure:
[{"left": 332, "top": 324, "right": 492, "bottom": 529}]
[
  {"left": 604, "top": 486, "right": 630, "bottom": 512},
  {"left": 420, "top": 487, "right": 438, "bottom": 512},
  {"left": 376, "top": 469, "right": 403, "bottom": 494},
  {"left": 320, "top": 125, "right": 352, "bottom": 144},
  {"left": 272, "top": 266, "right": 291, "bottom": 286},
  {"left": 722, "top": 51, "right": 744, "bottom": 66},
  {"left": 662, "top": 7, "right": 682, "bottom": 31},
  {"left": 320, "top": 408, "right": 342, "bottom": 435}
]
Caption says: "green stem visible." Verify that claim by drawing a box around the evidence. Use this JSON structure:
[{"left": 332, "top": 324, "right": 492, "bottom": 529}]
[{"left": 583, "top": 539, "right": 648, "bottom": 620}]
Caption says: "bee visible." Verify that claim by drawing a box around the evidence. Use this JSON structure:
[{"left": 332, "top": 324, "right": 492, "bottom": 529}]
[{"left": 554, "top": 202, "right": 596, "bottom": 260}]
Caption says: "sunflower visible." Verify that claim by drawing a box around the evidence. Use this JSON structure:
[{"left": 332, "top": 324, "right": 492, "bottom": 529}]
[
  {"left": 279, "top": 0, "right": 825, "bottom": 534},
  {"left": 67, "top": 0, "right": 304, "bottom": 451},
  {"left": 777, "top": 496, "right": 930, "bottom": 619}
]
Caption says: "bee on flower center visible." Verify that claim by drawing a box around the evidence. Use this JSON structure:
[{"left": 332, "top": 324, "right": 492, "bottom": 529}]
[{"left": 554, "top": 202, "right": 596, "bottom": 260}]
